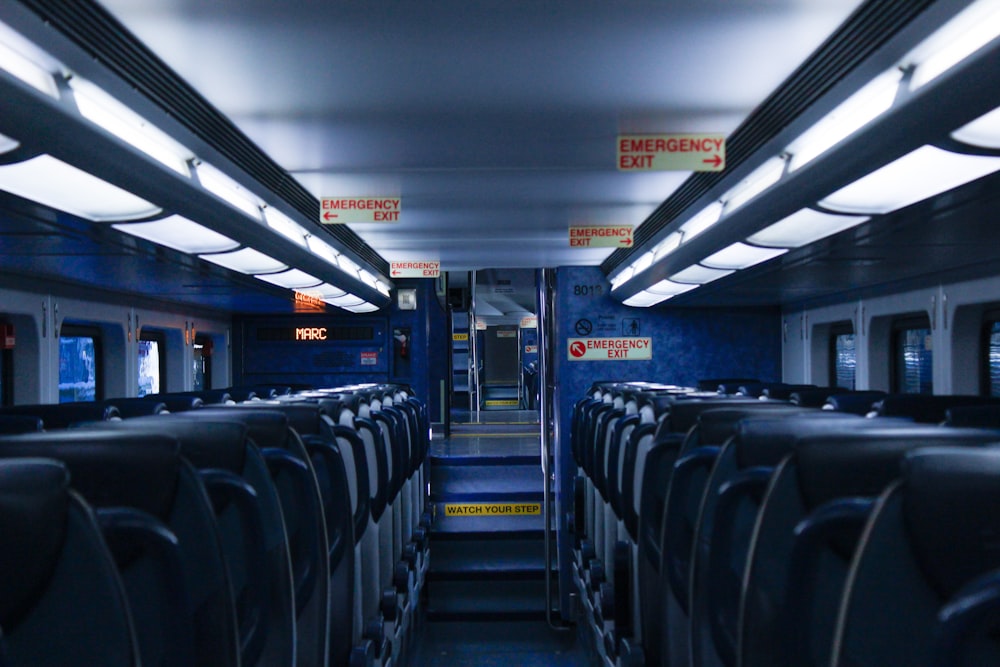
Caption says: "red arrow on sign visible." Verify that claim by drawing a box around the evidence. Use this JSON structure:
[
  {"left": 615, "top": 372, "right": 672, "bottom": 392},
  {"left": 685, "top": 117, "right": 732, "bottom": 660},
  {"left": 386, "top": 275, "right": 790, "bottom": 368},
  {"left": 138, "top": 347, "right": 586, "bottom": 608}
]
[
  {"left": 622, "top": 237, "right": 633, "bottom": 246},
  {"left": 323, "top": 212, "right": 339, "bottom": 221},
  {"left": 703, "top": 154, "right": 723, "bottom": 168},
  {"left": 391, "top": 270, "right": 401, "bottom": 276}
]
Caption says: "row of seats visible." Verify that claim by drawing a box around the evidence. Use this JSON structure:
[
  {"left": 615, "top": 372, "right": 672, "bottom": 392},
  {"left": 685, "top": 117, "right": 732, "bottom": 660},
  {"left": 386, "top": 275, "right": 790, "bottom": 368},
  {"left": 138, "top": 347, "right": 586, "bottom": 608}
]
[
  {"left": 0, "top": 382, "right": 430, "bottom": 667},
  {"left": 570, "top": 379, "right": 1000, "bottom": 667}
]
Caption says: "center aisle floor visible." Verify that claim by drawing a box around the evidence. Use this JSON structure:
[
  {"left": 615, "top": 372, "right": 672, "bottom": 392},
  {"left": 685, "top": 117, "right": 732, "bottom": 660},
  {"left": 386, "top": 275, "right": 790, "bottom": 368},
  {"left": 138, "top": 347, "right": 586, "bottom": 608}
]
[{"left": 413, "top": 410, "right": 592, "bottom": 666}]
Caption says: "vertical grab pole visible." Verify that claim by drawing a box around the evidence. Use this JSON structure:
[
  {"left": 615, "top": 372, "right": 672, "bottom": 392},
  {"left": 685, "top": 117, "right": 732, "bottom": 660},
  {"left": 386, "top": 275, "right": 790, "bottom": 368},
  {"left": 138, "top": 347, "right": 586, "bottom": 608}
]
[
  {"left": 470, "top": 270, "right": 480, "bottom": 420},
  {"left": 537, "top": 268, "right": 567, "bottom": 629}
]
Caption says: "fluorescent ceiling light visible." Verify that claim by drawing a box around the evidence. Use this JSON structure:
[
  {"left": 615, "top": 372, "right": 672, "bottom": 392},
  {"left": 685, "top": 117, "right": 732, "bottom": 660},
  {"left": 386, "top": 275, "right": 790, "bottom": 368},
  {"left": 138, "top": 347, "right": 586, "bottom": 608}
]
[
  {"left": 199, "top": 247, "right": 287, "bottom": 274},
  {"left": 358, "top": 269, "right": 379, "bottom": 290},
  {"left": 0, "top": 23, "right": 60, "bottom": 98},
  {"left": 670, "top": 264, "right": 735, "bottom": 285},
  {"left": 306, "top": 235, "right": 340, "bottom": 265},
  {"left": 701, "top": 242, "right": 788, "bottom": 270},
  {"left": 679, "top": 202, "right": 723, "bottom": 242},
  {"left": 787, "top": 69, "right": 902, "bottom": 172},
  {"left": 0, "top": 132, "right": 18, "bottom": 154},
  {"left": 951, "top": 106, "right": 1000, "bottom": 149},
  {"left": 69, "top": 77, "right": 193, "bottom": 176},
  {"left": 905, "top": 0, "right": 1000, "bottom": 91},
  {"left": 196, "top": 162, "right": 263, "bottom": 220},
  {"left": 623, "top": 291, "right": 669, "bottom": 308},
  {"left": 112, "top": 215, "right": 239, "bottom": 254},
  {"left": 344, "top": 302, "right": 381, "bottom": 313},
  {"left": 653, "top": 232, "right": 682, "bottom": 260},
  {"left": 255, "top": 269, "right": 322, "bottom": 289},
  {"left": 308, "top": 283, "right": 347, "bottom": 299},
  {"left": 631, "top": 251, "right": 655, "bottom": 275},
  {"left": 610, "top": 267, "right": 634, "bottom": 291},
  {"left": 820, "top": 145, "right": 1000, "bottom": 214},
  {"left": 375, "top": 281, "right": 391, "bottom": 297},
  {"left": 327, "top": 293, "right": 366, "bottom": 307},
  {"left": 337, "top": 254, "right": 360, "bottom": 277},
  {"left": 647, "top": 280, "right": 697, "bottom": 296},
  {"left": 264, "top": 206, "right": 308, "bottom": 247},
  {"left": 0, "top": 155, "right": 161, "bottom": 221},
  {"left": 722, "top": 156, "right": 786, "bottom": 214},
  {"left": 747, "top": 208, "right": 870, "bottom": 248}
]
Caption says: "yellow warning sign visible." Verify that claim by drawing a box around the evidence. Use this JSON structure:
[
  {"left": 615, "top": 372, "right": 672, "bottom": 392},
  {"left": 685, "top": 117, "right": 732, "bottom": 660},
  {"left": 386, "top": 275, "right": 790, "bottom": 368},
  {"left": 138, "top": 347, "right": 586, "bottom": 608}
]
[
  {"left": 453, "top": 333, "right": 469, "bottom": 342},
  {"left": 484, "top": 399, "right": 519, "bottom": 407},
  {"left": 445, "top": 503, "right": 541, "bottom": 516}
]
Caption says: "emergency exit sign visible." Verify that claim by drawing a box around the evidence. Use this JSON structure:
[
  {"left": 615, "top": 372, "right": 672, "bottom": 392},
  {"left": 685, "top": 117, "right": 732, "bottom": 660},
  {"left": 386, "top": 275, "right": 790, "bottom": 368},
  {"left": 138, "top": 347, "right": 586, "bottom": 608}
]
[
  {"left": 617, "top": 134, "right": 726, "bottom": 172},
  {"left": 321, "top": 197, "right": 401, "bottom": 223}
]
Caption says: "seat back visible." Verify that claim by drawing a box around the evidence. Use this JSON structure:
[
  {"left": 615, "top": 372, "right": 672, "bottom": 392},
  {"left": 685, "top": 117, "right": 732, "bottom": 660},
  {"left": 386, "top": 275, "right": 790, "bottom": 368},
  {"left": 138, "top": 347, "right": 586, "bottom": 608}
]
[
  {"left": 832, "top": 447, "right": 1000, "bottom": 666},
  {"left": 0, "top": 458, "right": 140, "bottom": 667}
]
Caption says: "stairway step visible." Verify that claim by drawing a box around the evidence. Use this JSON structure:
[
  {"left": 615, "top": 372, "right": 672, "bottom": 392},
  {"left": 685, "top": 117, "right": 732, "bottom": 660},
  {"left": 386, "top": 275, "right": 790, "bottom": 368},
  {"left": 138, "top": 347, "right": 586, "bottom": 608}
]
[
  {"left": 430, "top": 539, "right": 546, "bottom": 580},
  {"left": 431, "top": 463, "right": 543, "bottom": 500},
  {"left": 425, "top": 578, "right": 550, "bottom": 621},
  {"left": 430, "top": 509, "right": 545, "bottom": 540}
]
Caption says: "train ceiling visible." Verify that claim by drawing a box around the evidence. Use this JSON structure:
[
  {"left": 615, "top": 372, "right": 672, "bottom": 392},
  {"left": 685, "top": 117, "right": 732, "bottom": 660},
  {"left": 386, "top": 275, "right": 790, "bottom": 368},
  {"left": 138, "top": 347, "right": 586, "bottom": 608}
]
[{"left": 1, "top": 0, "right": 998, "bottom": 312}]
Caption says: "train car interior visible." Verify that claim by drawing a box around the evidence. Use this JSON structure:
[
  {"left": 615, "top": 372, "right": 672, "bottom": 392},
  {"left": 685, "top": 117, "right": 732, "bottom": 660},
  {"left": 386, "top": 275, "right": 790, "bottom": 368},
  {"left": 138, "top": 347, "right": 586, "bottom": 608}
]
[{"left": 2, "top": 0, "right": 1000, "bottom": 665}]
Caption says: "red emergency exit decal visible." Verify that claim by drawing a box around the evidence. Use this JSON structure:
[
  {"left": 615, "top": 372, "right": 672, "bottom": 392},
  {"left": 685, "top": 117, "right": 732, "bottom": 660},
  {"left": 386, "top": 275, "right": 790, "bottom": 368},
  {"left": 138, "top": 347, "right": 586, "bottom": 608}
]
[
  {"left": 567, "top": 337, "right": 652, "bottom": 361},
  {"left": 321, "top": 197, "right": 401, "bottom": 223},
  {"left": 569, "top": 225, "right": 633, "bottom": 248},
  {"left": 391, "top": 261, "right": 440, "bottom": 278},
  {"left": 617, "top": 134, "right": 726, "bottom": 172},
  {"left": 360, "top": 351, "right": 378, "bottom": 366}
]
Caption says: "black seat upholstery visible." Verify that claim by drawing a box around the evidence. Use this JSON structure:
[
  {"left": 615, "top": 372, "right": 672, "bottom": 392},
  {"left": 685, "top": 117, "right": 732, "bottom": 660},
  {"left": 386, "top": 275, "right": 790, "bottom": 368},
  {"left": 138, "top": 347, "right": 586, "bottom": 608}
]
[
  {"left": 0, "top": 431, "right": 241, "bottom": 667},
  {"left": 873, "top": 394, "right": 1000, "bottom": 423},
  {"left": 0, "top": 402, "right": 119, "bottom": 428},
  {"left": 0, "top": 457, "right": 140, "bottom": 667},
  {"left": 832, "top": 447, "right": 1000, "bottom": 666}
]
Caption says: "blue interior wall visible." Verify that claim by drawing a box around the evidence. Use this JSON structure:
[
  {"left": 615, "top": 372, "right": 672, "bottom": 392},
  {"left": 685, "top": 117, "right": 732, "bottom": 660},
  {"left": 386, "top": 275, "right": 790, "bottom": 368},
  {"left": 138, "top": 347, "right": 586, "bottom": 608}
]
[
  {"left": 551, "top": 265, "right": 781, "bottom": 617},
  {"left": 233, "top": 278, "right": 449, "bottom": 418}
]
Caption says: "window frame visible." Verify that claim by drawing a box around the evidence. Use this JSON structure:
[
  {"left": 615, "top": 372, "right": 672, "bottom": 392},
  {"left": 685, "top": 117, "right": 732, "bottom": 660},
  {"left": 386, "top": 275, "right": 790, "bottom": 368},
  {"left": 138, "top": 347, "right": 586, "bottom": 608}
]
[
  {"left": 890, "top": 314, "right": 933, "bottom": 394},
  {"left": 193, "top": 333, "right": 212, "bottom": 391},
  {"left": 138, "top": 328, "right": 167, "bottom": 397},
  {"left": 828, "top": 321, "right": 856, "bottom": 391},
  {"left": 59, "top": 323, "right": 103, "bottom": 402},
  {"left": 979, "top": 308, "right": 1000, "bottom": 397}
]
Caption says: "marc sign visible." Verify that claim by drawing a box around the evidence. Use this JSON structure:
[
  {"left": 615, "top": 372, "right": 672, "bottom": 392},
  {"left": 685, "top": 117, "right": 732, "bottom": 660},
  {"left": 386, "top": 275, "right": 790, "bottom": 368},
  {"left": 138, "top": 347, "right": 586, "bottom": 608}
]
[{"left": 567, "top": 337, "right": 652, "bottom": 361}]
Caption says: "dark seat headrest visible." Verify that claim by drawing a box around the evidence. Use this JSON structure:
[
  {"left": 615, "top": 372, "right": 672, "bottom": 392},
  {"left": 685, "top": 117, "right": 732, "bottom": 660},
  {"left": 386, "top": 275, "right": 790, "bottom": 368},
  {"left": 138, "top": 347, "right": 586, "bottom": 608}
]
[
  {"left": 103, "top": 397, "right": 168, "bottom": 418},
  {"left": 145, "top": 394, "right": 203, "bottom": 412},
  {"left": 902, "top": 447, "right": 1000, "bottom": 600},
  {"left": 0, "top": 403, "right": 119, "bottom": 429},
  {"left": 795, "top": 427, "right": 1000, "bottom": 511},
  {"left": 0, "top": 415, "right": 43, "bottom": 434},
  {"left": 761, "top": 384, "right": 817, "bottom": 400},
  {"left": 0, "top": 430, "right": 181, "bottom": 518},
  {"left": 875, "top": 394, "right": 1000, "bottom": 423},
  {"left": 733, "top": 412, "right": 866, "bottom": 469},
  {"left": 91, "top": 417, "right": 248, "bottom": 473},
  {"left": 183, "top": 407, "right": 290, "bottom": 448},
  {"left": 697, "top": 378, "right": 760, "bottom": 392},
  {"left": 789, "top": 388, "right": 841, "bottom": 408},
  {"left": 667, "top": 397, "right": 762, "bottom": 434},
  {"left": 944, "top": 404, "right": 1000, "bottom": 429},
  {"left": 697, "top": 405, "right": 812, "bottom": 446},
  {"left": 823, "top": 391, "right": 887, "bottom": 415},
  {"left": 0, "top": 458, "right": 70, "bottom": 629}
]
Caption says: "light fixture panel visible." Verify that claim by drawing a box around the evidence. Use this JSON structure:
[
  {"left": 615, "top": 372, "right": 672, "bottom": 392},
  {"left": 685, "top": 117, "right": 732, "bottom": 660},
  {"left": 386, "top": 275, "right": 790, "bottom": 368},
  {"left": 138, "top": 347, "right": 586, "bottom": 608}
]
[
  {"left": 952, "top": 106, "right": 1000, "bottom": 149},
  {"left": 701, "top": 242, "right": 788, "bottom": 270},
  {"left": 0, "top": 155, "right": 161, "bottom": 221},
  {"left": 255, "top": 269, "right": 322, "bottom": 289},
  {"left": 199, "top": 247, "right": 288, "bottom": 274},
  {"left": 112, "top": 216, "right": 240, "bottom": 254},
  {"left": 670, "top": 264, "right": 735, "bottom": 285},
  {"left": 820, "top": 145, "right": 1000, "bottom": 214},
  {"left": 747, "top": 208, "right": 870, "bottom": 248}
]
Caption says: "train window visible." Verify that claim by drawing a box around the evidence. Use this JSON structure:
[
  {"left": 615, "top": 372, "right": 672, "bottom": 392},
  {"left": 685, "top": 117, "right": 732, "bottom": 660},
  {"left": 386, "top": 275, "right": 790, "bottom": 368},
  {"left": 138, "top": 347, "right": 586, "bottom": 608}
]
[
  {"left": 193, "top": 334, "right": 212, "bottom": 391},
  {"left": 982, "top": 315, "right": 1000, "bottom": 397},
  {"left": 892, "top": 316, "right": 933, "bottom": 394},
  {"left": 829, "top": 322, "right": 856, "bottom": 390},
  {"left": 138, "top": 330, "right": 166, "bottom": 396},
  {"left": 59, "top": 324, "right": 102, "bottom": 402}
]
